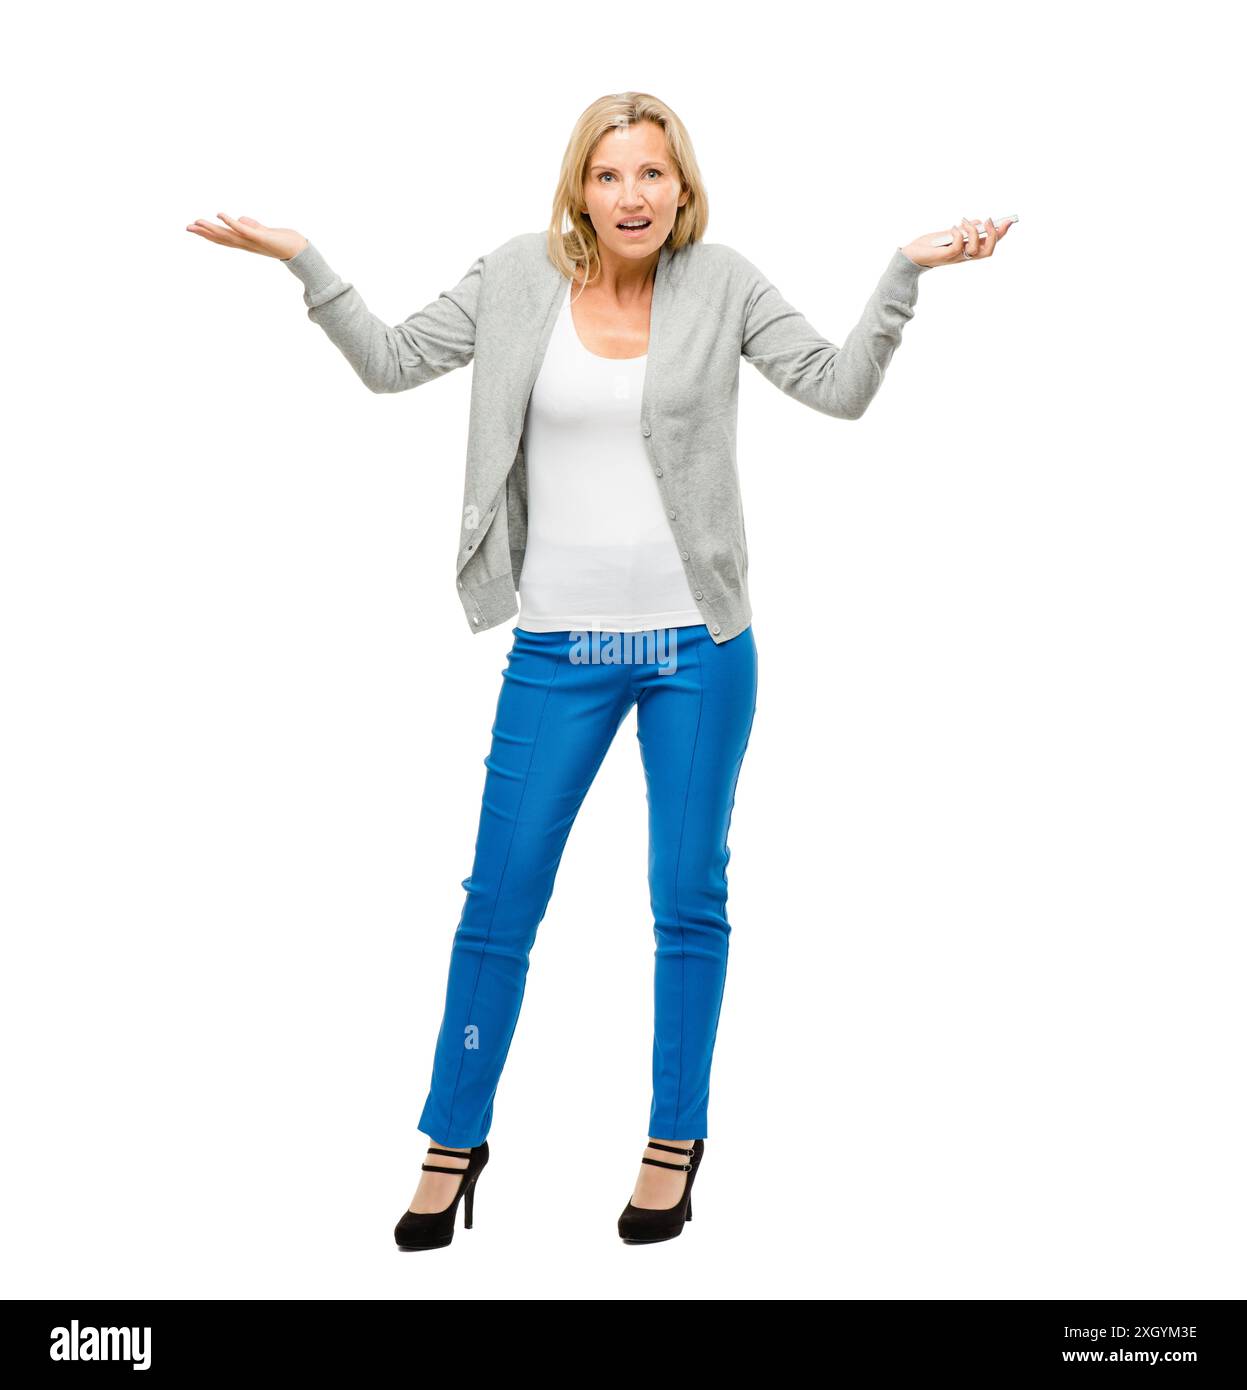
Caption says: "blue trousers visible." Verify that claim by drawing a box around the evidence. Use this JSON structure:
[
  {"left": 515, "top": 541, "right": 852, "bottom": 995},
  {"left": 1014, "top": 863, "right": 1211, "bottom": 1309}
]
[{"left": 417, "top": 623, "right": 759, "bottom": 1147}]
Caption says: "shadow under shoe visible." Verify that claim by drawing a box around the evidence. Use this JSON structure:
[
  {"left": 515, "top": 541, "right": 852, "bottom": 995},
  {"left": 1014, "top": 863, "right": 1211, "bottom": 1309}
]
[
  {"left": 618, "top": 1139, "right": 704, "bottom": 1244},
  {"left": 394, "top": 1141, "right": 490, "bottom": 1251}
]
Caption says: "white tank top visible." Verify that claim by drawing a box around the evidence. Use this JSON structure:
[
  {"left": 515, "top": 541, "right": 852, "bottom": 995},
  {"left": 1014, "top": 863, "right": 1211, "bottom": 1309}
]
[{"left": 515, "top": 279, "right": 704, "bottom": 634}]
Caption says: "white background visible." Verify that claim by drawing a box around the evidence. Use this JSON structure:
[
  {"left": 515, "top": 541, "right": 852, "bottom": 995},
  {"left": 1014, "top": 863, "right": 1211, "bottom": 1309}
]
[{"left": 3, "top": 0, "right": 1242, "bottom": 1300}]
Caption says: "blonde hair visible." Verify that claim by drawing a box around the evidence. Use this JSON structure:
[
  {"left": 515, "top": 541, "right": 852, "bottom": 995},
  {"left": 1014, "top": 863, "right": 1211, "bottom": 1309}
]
[{"left": 547, "top": 92, "right": 709, "bottom": 290}]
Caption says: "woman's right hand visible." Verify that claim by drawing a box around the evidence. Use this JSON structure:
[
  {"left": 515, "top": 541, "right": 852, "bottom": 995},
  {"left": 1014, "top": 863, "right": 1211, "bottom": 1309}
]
[{"left": 185, "top": 212, "right": 309, "bottom": 262}]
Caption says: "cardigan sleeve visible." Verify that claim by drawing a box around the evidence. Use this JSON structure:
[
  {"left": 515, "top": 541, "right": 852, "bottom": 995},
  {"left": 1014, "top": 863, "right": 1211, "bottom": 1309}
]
[
  {"left": 739, "top": 246, "right": 929, "bottom": 421},
  {"left": 283, "top": 242, "right": 485, "bottom": 395}
]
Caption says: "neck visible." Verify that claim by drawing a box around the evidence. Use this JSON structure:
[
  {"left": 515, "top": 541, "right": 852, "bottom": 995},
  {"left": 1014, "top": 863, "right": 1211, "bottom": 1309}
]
[{"left": 579, "top": 241, "right": 662, "bottom": 300}]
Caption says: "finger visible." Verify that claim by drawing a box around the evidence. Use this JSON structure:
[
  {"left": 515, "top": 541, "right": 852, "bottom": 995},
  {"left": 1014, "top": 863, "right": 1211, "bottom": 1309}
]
[
  {"left": 961, "top": 216, "right": 980, "bottom": 257},
  {"left": 195, "top": 216, "right": 246, "bottom": 243},
  {"left": 186, "top": 220, "right": 233, "bottom": 246},
  {"left": 981, "top": 215, "right": 998, "bottom": 254},
  {"left": 217, "top": 211, "right": 261, "bottom": 242},
  {"left": 188, "top": 219, "right": 245, "bottom": 249}
]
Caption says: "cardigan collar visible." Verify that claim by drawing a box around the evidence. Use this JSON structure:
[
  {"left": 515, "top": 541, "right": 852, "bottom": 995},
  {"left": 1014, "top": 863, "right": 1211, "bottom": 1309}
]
[
  {"left": 530, "top": 233, "right": 676, "bottom": 366},
  {"left": 544, "top": 234, "right": 675, "bottom": 289}
]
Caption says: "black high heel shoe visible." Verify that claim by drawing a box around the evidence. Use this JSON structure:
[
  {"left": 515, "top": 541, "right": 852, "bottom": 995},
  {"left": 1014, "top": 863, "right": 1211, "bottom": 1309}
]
[
  {"left": 393, "top": 1142, "right": 489, "bottom": 1251},
  {"left": 618, "top": 1139, "right": 704, "bottom": 1244}
]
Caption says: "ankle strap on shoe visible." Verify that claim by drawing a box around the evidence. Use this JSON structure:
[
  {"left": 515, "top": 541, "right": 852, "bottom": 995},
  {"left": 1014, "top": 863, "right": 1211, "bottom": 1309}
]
[
  {"left": 643, "top": 1141, "right": 694, "bottom": 1172},
  {"left": 423, "top": 1146, "right": 472, "bottom": 1173}
]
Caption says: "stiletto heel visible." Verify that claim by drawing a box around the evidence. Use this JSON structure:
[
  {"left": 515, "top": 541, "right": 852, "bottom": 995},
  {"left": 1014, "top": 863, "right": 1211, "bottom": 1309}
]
[
  {"left": 618, "top": 1139, "right": 704, "bottom": 1244},
  {"left": 393, "top": 1141, "right": 489, "bottom": 1251}
]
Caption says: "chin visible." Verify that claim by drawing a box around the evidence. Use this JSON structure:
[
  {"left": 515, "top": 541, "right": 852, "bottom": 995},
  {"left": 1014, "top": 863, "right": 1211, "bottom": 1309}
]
[{"left": 609, "top": 235, "right": 656, "bottom": 254}]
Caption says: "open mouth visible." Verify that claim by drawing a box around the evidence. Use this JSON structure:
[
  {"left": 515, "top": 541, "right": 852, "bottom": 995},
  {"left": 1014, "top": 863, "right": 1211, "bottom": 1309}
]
[{"left": 617, "top": 219, "right": 652, "bottom": 232}]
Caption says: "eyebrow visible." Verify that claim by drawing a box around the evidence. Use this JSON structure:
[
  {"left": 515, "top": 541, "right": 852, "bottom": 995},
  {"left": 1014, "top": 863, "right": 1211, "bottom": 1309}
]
[{"left": 589, "top": 161, "right": 669, "bottom": 173}]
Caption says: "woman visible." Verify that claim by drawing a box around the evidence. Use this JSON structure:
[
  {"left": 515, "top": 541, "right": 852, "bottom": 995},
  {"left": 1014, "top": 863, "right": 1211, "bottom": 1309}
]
[{"left": 187, "top": 91, "right": 1011, "bottom": 1251}]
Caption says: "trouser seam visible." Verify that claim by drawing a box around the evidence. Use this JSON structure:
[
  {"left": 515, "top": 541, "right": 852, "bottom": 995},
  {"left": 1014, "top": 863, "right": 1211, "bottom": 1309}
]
[
  {"left": 443, "top": 646, "right": 563, "bottom": 1139},
  {"left": 666, "top": 635, "right": 705, "bottom": 1135}
]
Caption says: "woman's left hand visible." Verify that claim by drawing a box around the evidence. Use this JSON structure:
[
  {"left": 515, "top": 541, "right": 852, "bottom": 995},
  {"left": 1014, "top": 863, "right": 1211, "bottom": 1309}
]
[{"left": 902, "top": 216, "right": 1012, "bottom": 268}]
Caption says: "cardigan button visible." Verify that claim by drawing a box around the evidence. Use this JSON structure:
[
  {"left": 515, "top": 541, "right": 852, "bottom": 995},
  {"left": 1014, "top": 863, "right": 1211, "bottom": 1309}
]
[
  {"left": 680, "top": 551, "right": 689, "bottom": 560},
  {"left": 667, "top": 509, "right": 675, "bottom": 519},
  {"left": 694, "top": 590, "right": 703, "bottom": 600},
  {"left": 642, "top": 424, "right": 651, "bottom": 437},
  {"left": 712, "top": 625, "right": 721, "bottom": 635},
  {"left": 654, "top": 467, "right": 663, "bottom": 477}
]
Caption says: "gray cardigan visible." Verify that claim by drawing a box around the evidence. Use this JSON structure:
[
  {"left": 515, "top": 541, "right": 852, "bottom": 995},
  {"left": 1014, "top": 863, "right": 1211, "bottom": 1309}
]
[{"left": 284, "top": 233, "right": 929, "bottom": 643}]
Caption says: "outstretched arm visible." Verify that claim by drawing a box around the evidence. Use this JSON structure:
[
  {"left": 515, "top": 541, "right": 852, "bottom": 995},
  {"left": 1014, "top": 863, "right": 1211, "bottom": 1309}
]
[
  {"left": 739, "top": 215, "right": 1013, "bottom": 420},
  {"left": 283, "top": 242, "right": 485, "bottom": 395},
  {"left": 185, "top": 213, "right": 487, "bottom": 396},
  {"left": 740, "top": 246, "right": 928, "bottom": 421}
]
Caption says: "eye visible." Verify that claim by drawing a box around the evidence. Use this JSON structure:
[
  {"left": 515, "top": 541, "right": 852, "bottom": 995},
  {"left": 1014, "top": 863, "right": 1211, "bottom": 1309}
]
[{"left": 596, "top": 169, "right": 663, "bottom": 183}]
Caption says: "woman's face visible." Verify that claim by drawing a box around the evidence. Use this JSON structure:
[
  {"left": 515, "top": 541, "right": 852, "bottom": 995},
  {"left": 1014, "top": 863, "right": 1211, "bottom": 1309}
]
[{"left": 581, "top": 120, "right": 688, "bottom": 263}]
